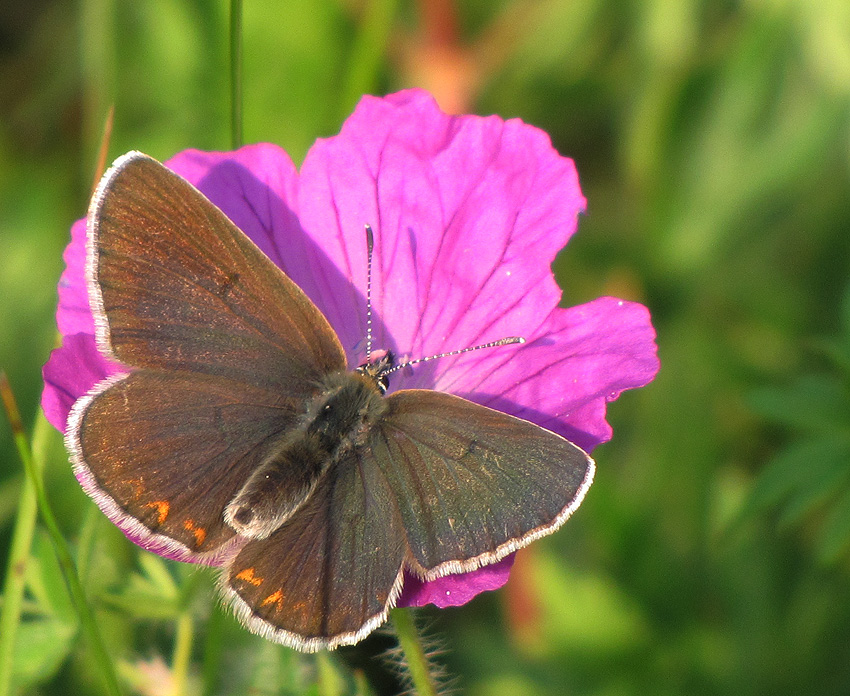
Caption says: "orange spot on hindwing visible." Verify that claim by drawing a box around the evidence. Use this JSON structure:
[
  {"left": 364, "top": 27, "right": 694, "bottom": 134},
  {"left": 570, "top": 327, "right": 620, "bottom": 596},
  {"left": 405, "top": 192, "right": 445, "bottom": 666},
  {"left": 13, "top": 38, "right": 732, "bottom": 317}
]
[
  {"left": 261, "top": 589, "right": 283, "bottom": 608},
  {"left": 145, "top": 500, "right": 170, "bottom": 525},
  {"left": 183, "top": 519, "right": 206, "bottom": 548},
  {"left": 235, "top": 567, "right": 264, "bottom": 586}
]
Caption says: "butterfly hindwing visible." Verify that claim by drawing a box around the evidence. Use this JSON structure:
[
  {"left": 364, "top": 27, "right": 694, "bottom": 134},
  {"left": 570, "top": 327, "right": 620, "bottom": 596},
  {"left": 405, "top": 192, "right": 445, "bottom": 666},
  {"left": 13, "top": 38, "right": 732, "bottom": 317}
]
[
  {"left": 69, "top": 370, "right": 302, "bottom": 558},
  {"left": 223, "top": 389, "right": 594, "bottom": 649},
  {"left": 224, "top": 450, "right": 407, "bottom": 651},
  {"left": 372, "top": 390, "right": 595, "bottom": 577}
]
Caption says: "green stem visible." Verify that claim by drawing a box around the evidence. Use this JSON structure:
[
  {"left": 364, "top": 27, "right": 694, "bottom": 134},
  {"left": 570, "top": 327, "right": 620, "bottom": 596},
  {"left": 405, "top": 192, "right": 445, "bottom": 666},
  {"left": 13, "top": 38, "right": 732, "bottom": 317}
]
[
  {"left": 75, "top": 499, "right": 102, "bottom": 584},
  {"left": 172, "top": 609, "right": 194, "bottom": 696},
  {"left": 390, "top": 608, "right": 438, "bottom": 696},
  {"left": 0, "top": 385, "right": 51, "bottom": 696},
  {"left": 171, "top": 568, "right": 203, "bottom": 696},
  {"left": 316, "top": 651, "right": 342, "bottom": 696},
  {"left": 0, "top": 376, "right": 122, "bottom": 696},
  {"left": 353, "top": 668, "right": 374, "bottom": 696},
  {"left": 229, "top": 0, "right": 243, "bottom": 149},
  {"left": 338, "top": 0, "right": 400, "bottom": 123},
  {"left": 79, "top": 0, "right": 115, "bottom": 181},
  {"left": 200, "top": 599, "right": 225, "bottom": 696}
]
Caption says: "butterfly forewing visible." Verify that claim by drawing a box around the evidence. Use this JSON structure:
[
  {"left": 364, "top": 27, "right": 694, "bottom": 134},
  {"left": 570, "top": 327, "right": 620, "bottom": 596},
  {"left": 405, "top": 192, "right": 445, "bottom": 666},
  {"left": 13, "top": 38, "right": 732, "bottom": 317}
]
[
  {"left": 71, "top": 153, "right": 348, "bottom": 557},
  {"left": 90, "top": 152, "right": 346, "bottom": 388},
  {"left": 371, "top": 390, "right": 594, "bottom": 577},
  {"left": 224, "top": 451, "right": 407, "bottom": 651}
]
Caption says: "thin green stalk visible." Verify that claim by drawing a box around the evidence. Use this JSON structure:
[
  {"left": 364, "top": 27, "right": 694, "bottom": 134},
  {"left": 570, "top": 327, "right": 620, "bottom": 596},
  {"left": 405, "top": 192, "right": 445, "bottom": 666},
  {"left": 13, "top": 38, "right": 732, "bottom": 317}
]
[
  {"left": 316, "top": 651, "right": 343, "bottom": 696},
  {"left": 172, "top": 568, "right": 203, "bottom": 696},
  {"left": 390, "top": 609, "right": 438, "bottom": 696},
  {"left": 0, "top": 375, "right": 122, "bottom": 696},
  {"left": 75, "top": 501, "right": 102, "bottom": 584},
  {"left": 338, "top": 0, "right": 400, "bottom": 123},
  {"left": 353, "top": 668, "right": 374, "bottom": 696},
  {"left": 80, "top": 0, "right": 115, "bottom": 182},
  {"left": 230, "top": 0, "right": 243, "bottom": 149},
  {"left": 0, "top": 383, "right": 51, "bottom": 696},
  {"left": 200, "top": 601, "right": 225, "bottom": 696},
  {"left": 172, "top": 609, "right": 194, "bottom": 696}
]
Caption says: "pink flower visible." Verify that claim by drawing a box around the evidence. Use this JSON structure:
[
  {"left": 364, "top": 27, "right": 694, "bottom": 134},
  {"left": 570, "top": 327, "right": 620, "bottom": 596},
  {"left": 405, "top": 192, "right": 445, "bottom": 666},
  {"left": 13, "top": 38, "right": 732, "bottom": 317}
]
[{"left": 42, "top": 89, "right": 659, "bottom": 610}]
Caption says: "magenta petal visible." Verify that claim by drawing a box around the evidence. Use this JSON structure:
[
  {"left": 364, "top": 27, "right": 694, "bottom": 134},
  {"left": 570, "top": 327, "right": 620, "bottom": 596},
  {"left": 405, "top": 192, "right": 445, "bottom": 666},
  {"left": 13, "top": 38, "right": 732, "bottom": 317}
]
[
  {"left": 41, "top": 333, "right": 122, "bottom": 433},
  {"left": 165, "top": 145, "right": 303, "bottom": 273},
  {"left": 397, "top": 558, "right": 514, "bottom": 608},
  {"left": 56, "top": 219, "right": 93, "bottom": 336},
  {"left": 444, "top": 296, "right": 660, "bottom": 450},
  {"left": 297, "top": 88, "right": 586, "bottom": 368}
]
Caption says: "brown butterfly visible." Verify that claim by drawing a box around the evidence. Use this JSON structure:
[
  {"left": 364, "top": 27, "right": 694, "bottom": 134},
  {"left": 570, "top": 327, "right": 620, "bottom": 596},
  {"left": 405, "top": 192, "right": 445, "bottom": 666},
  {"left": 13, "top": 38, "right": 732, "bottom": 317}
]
[{"left": 67, "top": 151, "right": 595, "bottom": 651}]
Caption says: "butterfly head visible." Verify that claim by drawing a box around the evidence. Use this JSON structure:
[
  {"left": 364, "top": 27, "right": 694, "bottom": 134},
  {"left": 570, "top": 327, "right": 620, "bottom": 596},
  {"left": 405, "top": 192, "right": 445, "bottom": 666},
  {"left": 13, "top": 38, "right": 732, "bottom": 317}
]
[{"left": 355, "top": 351, "right": 394, "bottom": 395}]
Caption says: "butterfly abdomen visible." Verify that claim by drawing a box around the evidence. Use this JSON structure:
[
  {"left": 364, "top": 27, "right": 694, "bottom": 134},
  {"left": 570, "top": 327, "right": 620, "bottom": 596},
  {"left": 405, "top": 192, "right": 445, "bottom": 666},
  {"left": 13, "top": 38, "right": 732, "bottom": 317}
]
[{"left": 224, "top": 431, "right": 330, "bottom": 539}]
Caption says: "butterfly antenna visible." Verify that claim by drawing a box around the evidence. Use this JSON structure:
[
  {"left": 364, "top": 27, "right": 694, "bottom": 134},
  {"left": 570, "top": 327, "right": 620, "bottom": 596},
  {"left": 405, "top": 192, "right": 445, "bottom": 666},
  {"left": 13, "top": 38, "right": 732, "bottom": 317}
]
[
  {"left": 383, "top": 336, "right": 526, "bottom": 376},
  {"left": 361, "top": 224, "right": 523, "bottom": 374},
  {"left": 364, "top": 224, "right": 375, "bottom": 363}
]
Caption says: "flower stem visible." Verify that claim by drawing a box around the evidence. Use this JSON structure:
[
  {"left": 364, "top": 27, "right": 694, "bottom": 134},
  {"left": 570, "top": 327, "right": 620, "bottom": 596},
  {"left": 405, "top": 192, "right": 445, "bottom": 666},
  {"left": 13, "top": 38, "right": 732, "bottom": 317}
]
[
  {"left": 200, "top": 601, "right": 225, "bottom": 696},
  {"left": 390, "top": 608, "right": 438, "bottom": 696},
  {"left": 316, "top": 651, "right": 343, "bottom": 696},
  {"left": 229, "top": 0, "right": 243, "bottom": 149},
  {"left": 353, "top": 668, "right": 373, "bottom": 696},
  {"left": 171, "top": 608, "right": 194, "bottom": 696},
  {"left": 338, "top": 0, "right": 400, "bottom": 123},
  {"left": 0, "top": 380, "right": 50, "bottom": 696},
  {"left": 172, "top": 568, "right": 203, "bottom": 696},
  {"left": 0, "top": 374, "right": 122, "bottom": 696},
  {"left": 75, "top": 501, "right": 102, "bottom": 584},
  {"left": 79, "top": 0, "right": 115, "bottom": 174}
]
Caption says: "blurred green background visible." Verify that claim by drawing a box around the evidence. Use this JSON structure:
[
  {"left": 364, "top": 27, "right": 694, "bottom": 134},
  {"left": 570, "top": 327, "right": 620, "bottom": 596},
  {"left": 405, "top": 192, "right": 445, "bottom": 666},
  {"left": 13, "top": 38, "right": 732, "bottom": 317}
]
[{"left": 2, "top": 0, "right": 850, "bottom": 694}]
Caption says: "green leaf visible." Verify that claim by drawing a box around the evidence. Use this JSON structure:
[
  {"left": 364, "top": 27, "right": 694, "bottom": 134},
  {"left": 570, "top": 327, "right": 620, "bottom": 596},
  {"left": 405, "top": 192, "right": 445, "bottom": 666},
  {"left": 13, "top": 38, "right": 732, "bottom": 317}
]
[
  {"left": 817, "top": 484, "right": 850, "bottom": 564},
  {"left": 99, "top": 554, "right": 182, "bottom": 620},
  {"left": 10, "top": 618, "right": 77, "bottom": 691},
  {"left": 25, "top": 530, "right": 77, "bottom": 624},
  {"left": 100, "top": 588, "right": 180, "bottom": 620},
  {"left": 137, "top": 552, "right": 179, "bottom": 598},
  {"left": 749, "top": 376, "right": 850, "bottom": 435},
  {"left": 742, "top": 438, "right": 850, "bottom": 520},
  {"left": 533, "top": 550, "right": 650, "bottom": 656}
]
